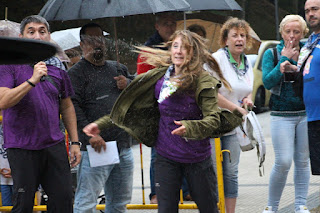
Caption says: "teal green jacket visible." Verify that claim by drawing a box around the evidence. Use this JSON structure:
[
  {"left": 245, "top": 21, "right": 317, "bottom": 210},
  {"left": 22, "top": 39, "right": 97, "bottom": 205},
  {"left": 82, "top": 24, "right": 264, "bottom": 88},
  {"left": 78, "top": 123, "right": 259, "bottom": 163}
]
[
  {"left": 262, "top": 40, "right": 305, "bottom": 112},
  {"left": 95, "top": 67, "right": 243, "bottom": 147}
]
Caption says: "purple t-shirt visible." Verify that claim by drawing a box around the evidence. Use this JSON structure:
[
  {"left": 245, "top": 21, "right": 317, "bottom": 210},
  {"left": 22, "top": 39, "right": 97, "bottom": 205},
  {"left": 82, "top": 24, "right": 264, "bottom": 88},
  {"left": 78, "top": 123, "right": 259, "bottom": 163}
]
[
  {"left": 0, "top": 64, "right": 74, "bottom": 150},
  {"left": 155, "top": 77, "right": 211, "bottom": 163}
]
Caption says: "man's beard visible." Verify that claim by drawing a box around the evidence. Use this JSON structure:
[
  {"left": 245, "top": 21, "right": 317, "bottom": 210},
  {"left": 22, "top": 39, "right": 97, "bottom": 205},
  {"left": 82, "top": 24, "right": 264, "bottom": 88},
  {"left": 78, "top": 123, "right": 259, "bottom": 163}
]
[
  {"left": 93, "top": 47, "right": 105, "bottom": 62},
  {"left": 308, "top": 17, "right": 320, "bottom": 32}
]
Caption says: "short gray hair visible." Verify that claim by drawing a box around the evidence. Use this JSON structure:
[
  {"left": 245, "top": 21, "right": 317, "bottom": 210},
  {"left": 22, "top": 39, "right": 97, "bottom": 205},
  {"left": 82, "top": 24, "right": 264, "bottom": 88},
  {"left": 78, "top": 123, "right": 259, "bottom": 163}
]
[{"left": 20, "top": 15, "right": 50, "bottom": 35}]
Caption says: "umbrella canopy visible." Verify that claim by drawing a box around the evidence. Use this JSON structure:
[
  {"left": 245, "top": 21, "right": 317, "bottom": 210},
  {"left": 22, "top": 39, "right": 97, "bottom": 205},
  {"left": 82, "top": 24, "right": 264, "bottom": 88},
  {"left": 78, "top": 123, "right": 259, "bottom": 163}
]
[
  {"left": 184, "top": 0, "right": 242, "bottom": 11},
  {"left": 39, "top": 0, "right": 190, "bottom": 21},
  {"left": 179, "top": 0, "right": 242, "bottom": 29},
  {"left": 176, "top": 19, "right": 261, "bottom": 54},
  {"left": 51, "top": 27, "right": 109, "bottom": 50},
  {"left": 0, "top": 20, "right": 20, "bottom": 37},
  {"left": 39, "top": 0, "right": 191, "bottom": 65}
]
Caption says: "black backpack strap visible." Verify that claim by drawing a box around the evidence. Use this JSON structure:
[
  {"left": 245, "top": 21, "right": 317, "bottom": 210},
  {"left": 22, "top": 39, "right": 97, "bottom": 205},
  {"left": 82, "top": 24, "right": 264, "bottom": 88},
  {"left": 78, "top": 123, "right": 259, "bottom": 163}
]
[
  {"left": 292, "top": 52, "right": 312, "bottom": 100},
  {"left": 44, "top": 75, "right": 61, "bottom": 101},
  {"left": 41, "top": 75, "right": 62, "bottom": 103},
  {"left": 272, "top": 47, "right": 278, "bottom": 67}
]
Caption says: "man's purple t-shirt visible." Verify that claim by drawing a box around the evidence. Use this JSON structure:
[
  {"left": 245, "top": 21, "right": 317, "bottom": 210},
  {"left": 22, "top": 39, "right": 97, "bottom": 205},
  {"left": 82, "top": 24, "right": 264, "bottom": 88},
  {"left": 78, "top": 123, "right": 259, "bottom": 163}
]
[
  {"left": 155, "top": 77, "right": 211, "bottom": 163},
  {"left": 0, "top": 64, "right": 74, "bottom": 150}
]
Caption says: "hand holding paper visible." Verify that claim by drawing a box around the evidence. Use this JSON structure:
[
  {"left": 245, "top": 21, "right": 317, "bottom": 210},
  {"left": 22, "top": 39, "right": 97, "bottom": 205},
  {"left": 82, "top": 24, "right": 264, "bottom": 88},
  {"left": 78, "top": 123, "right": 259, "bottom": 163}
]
[
  {"left": 89, "top": 135, "right": 106, "bottom": 153},
  {"left": 87, "top": 141, "right": 120, "bottom": 167}
]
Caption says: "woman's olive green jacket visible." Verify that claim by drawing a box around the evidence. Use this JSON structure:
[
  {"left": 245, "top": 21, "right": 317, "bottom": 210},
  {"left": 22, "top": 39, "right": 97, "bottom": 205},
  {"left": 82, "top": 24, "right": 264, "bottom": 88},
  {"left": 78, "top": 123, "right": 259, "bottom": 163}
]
[{"left": 95, "top": 67, "right": 243, "bottom": 147}]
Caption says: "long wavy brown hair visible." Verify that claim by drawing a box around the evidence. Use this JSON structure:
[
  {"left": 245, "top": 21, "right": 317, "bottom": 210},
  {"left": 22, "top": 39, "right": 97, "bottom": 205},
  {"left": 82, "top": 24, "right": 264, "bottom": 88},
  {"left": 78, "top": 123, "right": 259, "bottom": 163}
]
[{"left": 136, "top": 30, "right": 231, "bottom": 91}]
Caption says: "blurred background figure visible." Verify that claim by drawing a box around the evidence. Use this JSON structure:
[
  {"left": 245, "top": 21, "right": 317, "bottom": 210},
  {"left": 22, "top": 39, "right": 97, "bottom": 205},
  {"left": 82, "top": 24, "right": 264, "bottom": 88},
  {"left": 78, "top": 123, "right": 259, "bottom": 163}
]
[
  {"left": 187, "top": 24, "right": 207, "bottom": 38},
  {"left": 65, "top": 48, "right": 81, "bottom": 69},
  {"left": 0, "top": 110, "right": 13, "bottom": 208},
  {"left": 0, "top": 17, "right": 17, "bottom": 209}
]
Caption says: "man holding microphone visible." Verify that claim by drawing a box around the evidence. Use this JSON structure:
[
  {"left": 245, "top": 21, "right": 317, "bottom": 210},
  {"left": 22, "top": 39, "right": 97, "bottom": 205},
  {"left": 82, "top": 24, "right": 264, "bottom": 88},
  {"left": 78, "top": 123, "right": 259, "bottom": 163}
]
[{"left": 0, "top": 15, "right": 81, "bottom": 213}]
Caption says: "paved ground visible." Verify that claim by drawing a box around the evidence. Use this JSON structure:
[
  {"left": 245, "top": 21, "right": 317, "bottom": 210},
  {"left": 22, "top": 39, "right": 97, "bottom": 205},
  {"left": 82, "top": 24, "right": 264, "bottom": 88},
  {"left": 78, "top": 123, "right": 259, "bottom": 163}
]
[{"left": 102, "top": 111, "right": 320, "bottom": 212}]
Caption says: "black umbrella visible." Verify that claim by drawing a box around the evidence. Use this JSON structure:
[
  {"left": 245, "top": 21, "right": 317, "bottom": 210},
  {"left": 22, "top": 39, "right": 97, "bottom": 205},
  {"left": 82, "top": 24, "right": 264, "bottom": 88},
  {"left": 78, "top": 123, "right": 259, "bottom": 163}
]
[
  {"left": 185, "top": 0, "right": 242, "bottom": 11},
  {"left": 39, "top": 0, "right": 190, "bottom": 21},
  {"left": 39, "top": 0, "right": 190, "bottom": 63},
  {"left": 180, "top": 0, "right": 242, "bottom": 29}
]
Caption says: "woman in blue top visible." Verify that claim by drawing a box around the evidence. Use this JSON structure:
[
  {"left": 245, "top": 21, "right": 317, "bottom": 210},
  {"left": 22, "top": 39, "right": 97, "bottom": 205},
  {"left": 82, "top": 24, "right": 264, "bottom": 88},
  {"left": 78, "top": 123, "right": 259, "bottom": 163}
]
[{"left": 261, "top": 15, "right": 311, "bottom": 213}]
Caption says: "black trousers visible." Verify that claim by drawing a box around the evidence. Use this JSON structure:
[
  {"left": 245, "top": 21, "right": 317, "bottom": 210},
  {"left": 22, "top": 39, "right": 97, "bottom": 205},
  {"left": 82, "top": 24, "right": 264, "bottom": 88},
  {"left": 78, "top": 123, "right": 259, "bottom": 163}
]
[
  {"left": 308, "top": 120, "right": 320, "bottom": 175},
  {"left": 7, "top": 142, "right": 73, "bottom": 213},
  {"left": 155, "top": 154, "right": 218, "bottom": 213}
]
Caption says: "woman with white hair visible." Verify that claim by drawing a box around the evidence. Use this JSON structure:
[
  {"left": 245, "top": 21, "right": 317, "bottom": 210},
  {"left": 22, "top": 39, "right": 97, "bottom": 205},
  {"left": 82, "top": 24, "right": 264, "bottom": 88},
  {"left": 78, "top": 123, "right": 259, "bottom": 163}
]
[{"left": 262, "top": 15, "right": 310, "bottom": 213}]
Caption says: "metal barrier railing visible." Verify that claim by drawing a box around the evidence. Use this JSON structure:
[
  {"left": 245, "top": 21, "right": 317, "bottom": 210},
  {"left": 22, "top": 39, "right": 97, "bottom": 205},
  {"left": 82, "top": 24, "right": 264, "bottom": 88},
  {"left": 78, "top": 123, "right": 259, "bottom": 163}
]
[{"left": 0, "top": 138, "right": 226, "bottom": 212}]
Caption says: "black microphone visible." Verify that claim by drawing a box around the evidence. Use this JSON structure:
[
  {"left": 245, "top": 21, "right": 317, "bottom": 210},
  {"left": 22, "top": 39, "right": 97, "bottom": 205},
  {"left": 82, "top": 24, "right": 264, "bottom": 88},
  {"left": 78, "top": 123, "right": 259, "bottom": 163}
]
[
  {"left": 40, "top": 58, "right": 51, "bottom": 82},
  {"left": 40, "top": 76, "right": 46, "bottom": 82}
]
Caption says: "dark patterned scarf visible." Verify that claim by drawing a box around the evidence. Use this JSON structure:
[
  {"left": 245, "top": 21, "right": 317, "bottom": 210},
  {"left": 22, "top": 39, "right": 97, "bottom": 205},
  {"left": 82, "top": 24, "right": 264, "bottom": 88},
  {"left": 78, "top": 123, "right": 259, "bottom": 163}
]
[
  {"left": 305, "top": 32, "right": 320, "bottom": 50},
  {"left": 223, "top": 47, "right": 249, "bottom": 78}
]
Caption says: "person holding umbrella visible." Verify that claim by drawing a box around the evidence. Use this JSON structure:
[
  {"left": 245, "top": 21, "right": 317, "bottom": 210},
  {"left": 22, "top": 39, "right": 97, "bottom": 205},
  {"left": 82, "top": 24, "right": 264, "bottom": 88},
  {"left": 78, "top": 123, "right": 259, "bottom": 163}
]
[{"left": 83, "top": 30, "right": 243, "bottom": 213}]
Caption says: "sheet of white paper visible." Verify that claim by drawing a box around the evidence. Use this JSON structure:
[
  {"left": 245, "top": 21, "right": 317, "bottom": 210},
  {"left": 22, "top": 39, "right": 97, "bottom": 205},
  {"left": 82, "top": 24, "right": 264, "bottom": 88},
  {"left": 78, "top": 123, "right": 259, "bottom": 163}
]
[{"left": 87, "top": 141, "right": 120, "bottom": 167}]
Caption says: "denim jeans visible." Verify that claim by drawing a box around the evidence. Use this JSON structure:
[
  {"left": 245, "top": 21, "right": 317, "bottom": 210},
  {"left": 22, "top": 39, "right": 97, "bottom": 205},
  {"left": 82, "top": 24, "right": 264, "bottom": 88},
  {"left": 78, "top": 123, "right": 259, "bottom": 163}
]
[
  {"left": 221, "top": 133, "right": 241, "bottom": 198},
  {"left": 74, "top": 148, "right": 134, "bottom": 213},
  {"left": 149, "top": 147, "right": 157, "bottom": 199},
  {"left": 267, "top": 115, "right": 310, "bottom": 211},
  {"left": 1, "top": 185, "right": 13, "bottom": 206}
]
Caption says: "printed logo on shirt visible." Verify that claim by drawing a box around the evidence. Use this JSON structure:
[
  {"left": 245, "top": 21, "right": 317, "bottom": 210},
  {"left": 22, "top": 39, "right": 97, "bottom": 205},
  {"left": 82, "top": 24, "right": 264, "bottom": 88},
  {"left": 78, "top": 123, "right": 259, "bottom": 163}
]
[{"left": 303, "top": 55, "right": 313, "bottom": 76}]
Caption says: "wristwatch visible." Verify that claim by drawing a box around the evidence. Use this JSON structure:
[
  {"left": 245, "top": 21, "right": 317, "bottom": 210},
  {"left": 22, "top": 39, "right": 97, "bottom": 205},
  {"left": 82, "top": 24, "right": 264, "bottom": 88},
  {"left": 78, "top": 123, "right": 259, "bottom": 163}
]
[{"left": 70, "top": 141, "right": 82, "bottom": 148}]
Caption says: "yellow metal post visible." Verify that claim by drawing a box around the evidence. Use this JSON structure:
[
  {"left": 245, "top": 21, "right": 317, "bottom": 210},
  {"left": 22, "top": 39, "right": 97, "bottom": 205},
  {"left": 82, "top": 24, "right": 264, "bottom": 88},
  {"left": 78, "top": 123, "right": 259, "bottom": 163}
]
[
  {"left": 215, "top": 138, "right": 226, "bottom": 213},
  {"left": 139, "top": 143, "right": 146, "bottom": 205},
  {"left": 180, "top": 189, "right": 184, "bottom": 204}
]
